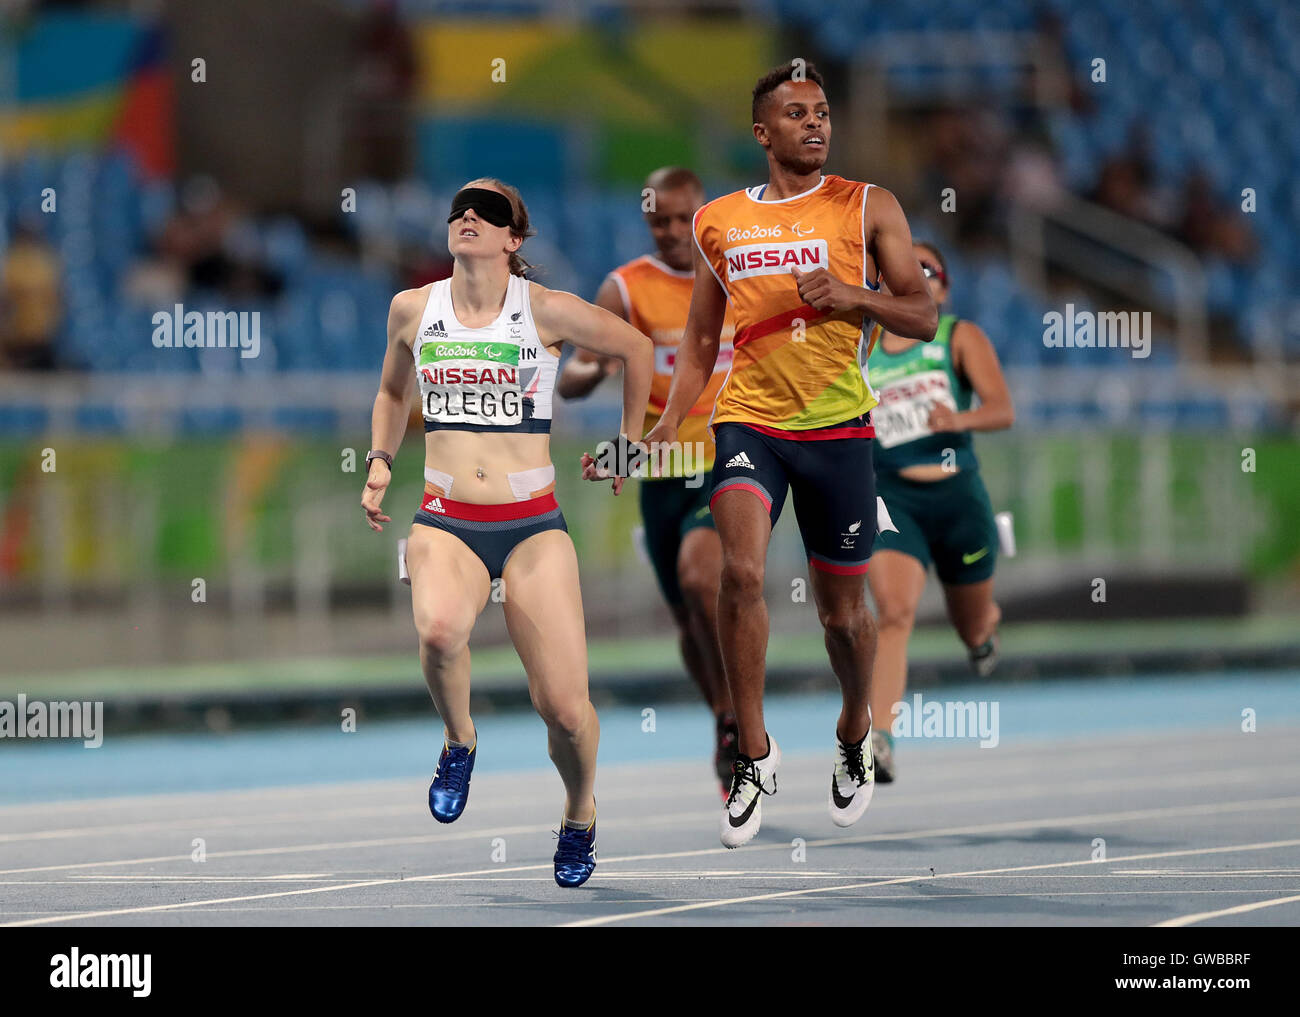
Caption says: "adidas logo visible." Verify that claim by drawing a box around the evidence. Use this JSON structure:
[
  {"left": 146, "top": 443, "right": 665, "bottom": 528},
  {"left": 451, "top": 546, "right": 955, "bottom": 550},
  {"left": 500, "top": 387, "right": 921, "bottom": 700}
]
[
  {"left": 725, "top": 451, "right": 756, "bottom": 470},
  {"left": 424, "top": 496, "right": 446, "bottom": 514},
  {"left": 423, "top": 319, "right": 449, "bottom": 338}
]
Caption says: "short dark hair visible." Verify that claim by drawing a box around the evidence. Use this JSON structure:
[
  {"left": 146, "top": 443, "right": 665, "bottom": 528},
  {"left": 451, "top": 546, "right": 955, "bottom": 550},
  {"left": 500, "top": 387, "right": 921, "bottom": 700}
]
[
  {"left": 914, "top": 241, "right": 948, "bottom": 280},
  {"left": 752, "top": 61, "right": 826, "bottom": 125},
  {"left": 644, "top": 166, "right": 704, "bottom": 198}
]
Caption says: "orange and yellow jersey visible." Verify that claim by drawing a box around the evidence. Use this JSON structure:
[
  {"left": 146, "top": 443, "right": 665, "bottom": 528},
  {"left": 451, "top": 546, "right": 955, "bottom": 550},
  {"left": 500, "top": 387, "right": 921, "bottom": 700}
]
[
  {"left": 609, "top": 254, "right": 736, "bottom": 475},
  {"left": 693, "top": 174, "right": 880, "bottom": 435}
]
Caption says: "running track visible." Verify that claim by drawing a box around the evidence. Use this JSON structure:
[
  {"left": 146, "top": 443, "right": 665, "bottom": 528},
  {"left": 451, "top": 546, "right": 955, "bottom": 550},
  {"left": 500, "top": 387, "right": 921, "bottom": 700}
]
[{"left": 1, "top": 670, "right": 1298, "bottom": 927}]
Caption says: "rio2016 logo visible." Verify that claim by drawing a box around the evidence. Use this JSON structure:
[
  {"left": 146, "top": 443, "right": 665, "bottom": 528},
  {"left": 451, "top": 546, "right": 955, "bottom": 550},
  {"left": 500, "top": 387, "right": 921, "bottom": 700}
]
[
  {"left": 726, "top": 224, "right": 784, "bottom": 242},
  {"left": 435, "top": 344, "right": 506, "bottom": 360}
]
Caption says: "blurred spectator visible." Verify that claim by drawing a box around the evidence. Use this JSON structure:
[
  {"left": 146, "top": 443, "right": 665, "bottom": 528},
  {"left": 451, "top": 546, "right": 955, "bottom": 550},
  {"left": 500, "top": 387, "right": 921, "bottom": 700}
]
[
  {"left": 1090, "top": 157, "right": 1152, "bottom": 221},
  {"left": 347, "top": 0, "right": 418, "bottom": 182},
  {"left": 1034, "top": 9, "right": 1096, "bottom": 117},
  {"left": 1177, "top": 168, "right": 1256, "bottom": 263},
  {"left": 1088, "top": 126, "right": 1174, "bottom": 228},
  {"left": 922, "top": 106, "right": 1011, "bottom": 245},
  {"left": 402, "top": 243, "right": 454, "bottom": 288},
  {"left": 1003, "top": 134, "right": 1065, "bottom": 213},
  {"left": 154, "top": 176, "right": 282, "bottom": 300},
  {"left": 1, "top": 224, "right": 62, "bottom": 371},
  {"left": 122, "top": 241, "right": 185, "bottom": 309}
]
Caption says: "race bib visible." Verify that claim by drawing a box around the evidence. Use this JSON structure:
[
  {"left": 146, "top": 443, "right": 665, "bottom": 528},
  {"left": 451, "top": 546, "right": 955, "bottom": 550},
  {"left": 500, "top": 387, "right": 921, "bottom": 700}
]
[
  {"left": 872, "top": 369, "right": 956, "bottom": 448},
  {"left": 417, "top": 339, "right": 523, "bottom": 428}
]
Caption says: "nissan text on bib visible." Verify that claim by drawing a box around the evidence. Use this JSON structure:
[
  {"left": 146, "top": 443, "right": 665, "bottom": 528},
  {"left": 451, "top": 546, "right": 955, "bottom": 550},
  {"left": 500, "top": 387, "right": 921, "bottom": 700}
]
[
  {"left": 872, "top": 371, "right": 958, "bottom": 448},
  {"left": 419, "top": 339, "right": 524, "bottom": 427},
  {"left": 725, "top": 239, "right": 829, "bottom": 282}
]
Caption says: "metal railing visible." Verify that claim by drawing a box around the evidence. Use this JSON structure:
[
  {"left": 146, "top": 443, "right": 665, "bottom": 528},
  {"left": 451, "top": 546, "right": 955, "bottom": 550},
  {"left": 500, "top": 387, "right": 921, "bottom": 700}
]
[
  {"left": 845, "top": 30, "right": 1214, "bottom": 362},
  {"left": 1008, "top": 194, "right": 1211, "bottom": 361}
]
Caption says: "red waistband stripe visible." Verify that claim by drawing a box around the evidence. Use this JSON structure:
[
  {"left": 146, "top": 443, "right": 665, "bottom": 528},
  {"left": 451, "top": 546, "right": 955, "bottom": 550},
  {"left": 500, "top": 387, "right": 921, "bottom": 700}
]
[
  {"left": 419, "top": 491, "right": 559, "bottom": 521},
  {"left": 738, "top": 420, "right": 875, "bottom": 441}
]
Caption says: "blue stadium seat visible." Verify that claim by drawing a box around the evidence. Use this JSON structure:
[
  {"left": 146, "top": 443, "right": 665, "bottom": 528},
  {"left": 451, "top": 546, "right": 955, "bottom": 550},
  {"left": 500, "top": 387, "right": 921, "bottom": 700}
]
[{"left": 6, "top": 0, "right": 1293, "bottom": 441}]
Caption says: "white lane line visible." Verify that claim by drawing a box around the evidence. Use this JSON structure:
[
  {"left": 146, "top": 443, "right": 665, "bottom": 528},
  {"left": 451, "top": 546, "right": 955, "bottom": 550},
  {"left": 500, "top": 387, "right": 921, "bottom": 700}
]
[
  {"left": 181, "top": 888, "right": 1292, "bottom": 911},
  {"left": 10, "top": 764, "right": 1300, "bottom": 873},
  {"left": 3, "top": 722, "right": 1291, "bottom": 819},
  {"left": 1113, "top": 869, "right": 1300, "bottom": 876},
  {"left": 2, "top": 871, "right": 851, "bottom": 886},
  {"left": 10, "top": 785, "right": 1300, "bottom": 879},
  {"left": 0, "top": 823, "right": 552, "bottom": 877},
  {"left": 0, "top": 777, "right": 420, "bottom": 815},
  {"left": 530, "top": 794, "right": 1300, "bottom": 878},
  {"left": 1, "top": 876, "right": 347, "bottom": 884},
  {"left": 0, "top": 766, "right": 714, "bottom": 837},
  {"left": 1152, "top": 893, "right": 1300, "bottom": 927},
  {"left": 6, "top": 796, "right": 1300, "bottom": 927},
  {"left": 0, "top": 804, "right": 419, "bottom": 845},
  {"left": 12, "top": 837, "right": 1299, "bottom": 930},
  {"left": 4, "top": 759, "right": 1294, "bottom": 846},
  {"left": 0, "top": 879, "right": 403, "bottom": 927},
  {"left": 0, "top": 853, "right": 614, "bottom": 927},
  {"left": 944, "top": 872, "right": 1300, "bottom": 879},
  {"left": 0, "top": 798, "right": 801, "bottom": 875},
  {"left": 561, "top": 837, "right": 1300, "bottom": 927},
  {"left": 8, "top": 871, "right": 1298, "bottom": 887},
  {"left": 5, "top": 791, "right": 1299, "bottom": 881},
  {"left": 1, "top": 886, "right": 1284, "bottom": 921}
]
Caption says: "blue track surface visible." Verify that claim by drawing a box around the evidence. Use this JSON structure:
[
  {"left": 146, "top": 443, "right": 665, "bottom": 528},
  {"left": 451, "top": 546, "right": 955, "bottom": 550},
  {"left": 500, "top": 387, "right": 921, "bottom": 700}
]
[{"left": 3, "top": 670, "right": 1297, "bottom": 805}]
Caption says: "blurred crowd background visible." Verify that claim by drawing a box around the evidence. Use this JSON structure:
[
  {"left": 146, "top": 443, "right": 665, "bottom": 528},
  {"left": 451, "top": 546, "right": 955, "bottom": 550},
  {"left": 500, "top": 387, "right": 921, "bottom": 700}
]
[{"left": 1, "top": 0, "right": 1297, "bottom": 680}]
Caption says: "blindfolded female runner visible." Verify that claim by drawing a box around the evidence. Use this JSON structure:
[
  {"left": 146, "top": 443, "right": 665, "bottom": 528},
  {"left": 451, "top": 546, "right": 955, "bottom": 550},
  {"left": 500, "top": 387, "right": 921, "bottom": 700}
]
[{"left": 362, "top": 178, "right": 652, "bottom": 887}]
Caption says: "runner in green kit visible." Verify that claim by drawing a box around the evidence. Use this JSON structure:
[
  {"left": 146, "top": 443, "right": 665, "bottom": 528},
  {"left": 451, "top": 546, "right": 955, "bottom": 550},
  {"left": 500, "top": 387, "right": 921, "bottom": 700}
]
[{"left": 865, "top": 242, "right": 1015, "bottom": 783}]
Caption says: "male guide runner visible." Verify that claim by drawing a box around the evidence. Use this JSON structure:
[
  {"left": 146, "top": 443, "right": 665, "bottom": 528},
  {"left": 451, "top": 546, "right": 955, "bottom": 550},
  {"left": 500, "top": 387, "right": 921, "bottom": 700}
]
[
  {"left": 643, "top": 63, "right": 938, "bottom": 847},
  {"left": 559, "top": 166, "right": 741, "bottom": 793}
]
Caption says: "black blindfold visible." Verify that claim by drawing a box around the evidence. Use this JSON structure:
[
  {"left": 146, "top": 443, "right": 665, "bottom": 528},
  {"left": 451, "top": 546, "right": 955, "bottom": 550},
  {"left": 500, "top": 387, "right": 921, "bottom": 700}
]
[{"left": 447, "top": 187, "right": 514, "bottom": 228}]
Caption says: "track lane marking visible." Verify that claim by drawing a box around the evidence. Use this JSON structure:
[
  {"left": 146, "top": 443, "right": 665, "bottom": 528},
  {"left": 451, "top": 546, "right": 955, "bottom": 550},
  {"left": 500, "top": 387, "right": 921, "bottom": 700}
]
[
  {"left": 3, "top": 724, "right": 1290, "bottom": 817},
  {"left": 6, "top": 796, "right": 1300, "bottom": 927},
  {"left": 561, "top": 837, "right": 1300, "bottom": 926},
  {"left": 4, "top": 760, "right": 1294, "bottom": 845},
  {"left": 5, "top": 764, "right": 1294, "bottom": 868},
  {"left": 1152, "top": 892, "right": 1300, "bottom": 927}
]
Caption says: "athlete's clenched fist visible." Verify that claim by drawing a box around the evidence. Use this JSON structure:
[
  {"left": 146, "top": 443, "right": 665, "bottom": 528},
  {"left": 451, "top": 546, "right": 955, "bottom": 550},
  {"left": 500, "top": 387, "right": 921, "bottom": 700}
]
[{"left": 791, "top": 265, "right": 863, "bottom": 314}]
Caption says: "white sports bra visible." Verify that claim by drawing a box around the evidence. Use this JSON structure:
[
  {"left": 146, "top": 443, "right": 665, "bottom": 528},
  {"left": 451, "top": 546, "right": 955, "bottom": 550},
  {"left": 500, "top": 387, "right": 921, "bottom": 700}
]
[{"left": 411, "top": 274, "right": 557, "bottom": 433}]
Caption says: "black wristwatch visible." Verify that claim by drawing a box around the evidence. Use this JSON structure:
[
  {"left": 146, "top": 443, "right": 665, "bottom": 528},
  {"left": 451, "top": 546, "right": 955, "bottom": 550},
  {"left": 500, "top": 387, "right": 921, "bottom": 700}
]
[{"left": 365, "top": 449, "right": 394, "bottom": 471}]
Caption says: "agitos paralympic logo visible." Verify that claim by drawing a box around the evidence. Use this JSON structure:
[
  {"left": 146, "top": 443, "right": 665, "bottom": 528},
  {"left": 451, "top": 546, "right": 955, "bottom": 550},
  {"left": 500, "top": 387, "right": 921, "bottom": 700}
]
[{"left": 725, "top": 239, "right": 829, "bottom": 281}]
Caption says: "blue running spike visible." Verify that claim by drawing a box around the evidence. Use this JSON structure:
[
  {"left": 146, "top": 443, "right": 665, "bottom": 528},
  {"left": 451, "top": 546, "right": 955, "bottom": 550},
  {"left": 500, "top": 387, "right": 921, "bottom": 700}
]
[
  {"left": 553, "top": 819, "right": 597, "bottom": 888},
  {"left": 428, "top": 742, "right": 475, "bottom": 823}
]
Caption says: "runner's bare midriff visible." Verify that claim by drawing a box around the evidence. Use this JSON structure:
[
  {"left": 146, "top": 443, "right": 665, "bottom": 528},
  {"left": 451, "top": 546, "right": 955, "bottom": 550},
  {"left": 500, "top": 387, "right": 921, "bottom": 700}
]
[
  {"left": 423, "top": 429, "right": 553, "bottom": 503},
  {"left": 896, "top": 462, "right": 959, "bottom": 482}
]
